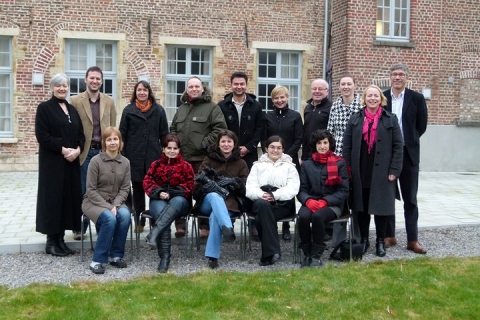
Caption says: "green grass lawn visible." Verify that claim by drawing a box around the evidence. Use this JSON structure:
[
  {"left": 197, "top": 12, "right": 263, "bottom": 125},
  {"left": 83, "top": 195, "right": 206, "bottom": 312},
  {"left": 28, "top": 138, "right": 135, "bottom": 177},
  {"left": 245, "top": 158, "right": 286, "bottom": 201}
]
[{"left": 1, "top": 257, "right": 479, "bottom": 319}]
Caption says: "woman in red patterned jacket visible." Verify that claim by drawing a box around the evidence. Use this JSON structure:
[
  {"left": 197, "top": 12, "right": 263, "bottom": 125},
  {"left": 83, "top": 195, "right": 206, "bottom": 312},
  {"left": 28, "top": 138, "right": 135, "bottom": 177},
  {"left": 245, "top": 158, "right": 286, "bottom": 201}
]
[{"left": 143, "top": 134, "right": 195, "bottom": 273}]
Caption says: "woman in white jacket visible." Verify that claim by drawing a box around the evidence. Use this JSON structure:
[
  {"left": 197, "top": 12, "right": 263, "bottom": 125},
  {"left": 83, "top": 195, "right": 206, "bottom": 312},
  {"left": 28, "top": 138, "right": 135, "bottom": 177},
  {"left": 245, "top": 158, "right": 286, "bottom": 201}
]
[{"left": 246, "top": 135, "right": 300, "bottom": 266}]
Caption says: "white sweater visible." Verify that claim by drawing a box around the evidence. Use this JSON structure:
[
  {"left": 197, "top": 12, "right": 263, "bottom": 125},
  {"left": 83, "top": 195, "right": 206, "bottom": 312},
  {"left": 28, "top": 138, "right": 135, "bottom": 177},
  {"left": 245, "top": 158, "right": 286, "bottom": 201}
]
[{"left": 246, "top": 153, "right": 300, "bottom": 201}]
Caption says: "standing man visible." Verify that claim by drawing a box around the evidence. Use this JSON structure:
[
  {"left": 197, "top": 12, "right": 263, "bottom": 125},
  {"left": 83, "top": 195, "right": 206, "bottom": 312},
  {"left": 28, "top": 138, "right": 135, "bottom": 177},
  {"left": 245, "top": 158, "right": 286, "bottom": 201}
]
[
  {"left": 218, "top": 71, "right": 264, "bottom": 241},
  {"left": 170, "top": 76, "right": 227, "bottom": 238},
  {"left": 383, "top": 63, "right": 428, "bottom": 254},
  {"left": 301, "top": 79, "right": 332, "bottom": 162},
  {"left": 70, "top": 66, "right": 116, "bottom": 240}
]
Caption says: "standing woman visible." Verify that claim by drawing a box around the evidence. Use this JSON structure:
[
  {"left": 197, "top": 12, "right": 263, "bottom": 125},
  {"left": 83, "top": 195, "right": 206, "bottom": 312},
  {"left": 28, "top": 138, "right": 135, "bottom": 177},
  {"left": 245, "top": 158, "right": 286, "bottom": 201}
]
[
  {"left": 192, "top": 130, "right": 249, "bottom": 269},
  {"left": 342, "top": 85, "right": 403, "bottom": 257},
  {"left": 119, "top": 81, "right": 169, "bottom": 232},
  {"left": 263, "top": 86, "right": 303, "bottom": 240},
  {"left": 143, "top": 134, "right": 195, "bottom": 273},
  {"left": 82, "top": 127, "right": 131, "bottom": 274},
  {"left": 35, "top": 73, "right": 85, "bottom": 257},
  {"left": 246, "top": 135, "right": 300, "bottom": 266},
  {"left": 297, "top": 130, "right": 349, "bottom": 267}
]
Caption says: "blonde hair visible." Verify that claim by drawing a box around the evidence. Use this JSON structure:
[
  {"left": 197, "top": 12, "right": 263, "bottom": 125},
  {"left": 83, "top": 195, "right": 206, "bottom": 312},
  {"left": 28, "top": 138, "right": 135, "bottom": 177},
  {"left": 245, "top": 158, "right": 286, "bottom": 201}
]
[
  {"left": 361, "top": 85, "right": 387, "bottom": 107},
  {"left": 102, "top": 126, "right": 124, "bottom": 153},
  {"left": 270, "top": 86, "right": 289, "bottom": 100}
]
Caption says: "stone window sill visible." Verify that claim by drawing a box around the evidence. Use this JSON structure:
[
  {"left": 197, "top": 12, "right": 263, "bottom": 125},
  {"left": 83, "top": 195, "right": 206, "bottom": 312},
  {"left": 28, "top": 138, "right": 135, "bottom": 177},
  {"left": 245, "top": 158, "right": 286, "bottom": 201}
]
[{"left": 373, "top": 40, "right": 416, "bottom": 48}]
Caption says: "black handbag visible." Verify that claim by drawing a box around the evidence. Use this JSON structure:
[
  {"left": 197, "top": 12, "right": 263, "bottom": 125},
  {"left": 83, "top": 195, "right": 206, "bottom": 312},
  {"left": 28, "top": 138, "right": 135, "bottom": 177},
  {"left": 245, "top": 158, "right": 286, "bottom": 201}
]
[{"left": 330, "top": 238, "right": 363, "bottom": 261}]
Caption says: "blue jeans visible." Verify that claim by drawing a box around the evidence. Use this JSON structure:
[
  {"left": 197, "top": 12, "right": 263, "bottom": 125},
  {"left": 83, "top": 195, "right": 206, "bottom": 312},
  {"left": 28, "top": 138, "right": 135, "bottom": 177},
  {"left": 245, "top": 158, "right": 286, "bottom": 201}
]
[
  {"left": 93, "top": 207, "right": 131, "bottom": 264},
  {"left": 149, "top": 196, "right": 190, "bottom": 233},
  {"left": 198, "top": 193, "right": 234, "bottom": 259},
  {"left": 78, "top": 148, "right": 100, "bottom": 234}
]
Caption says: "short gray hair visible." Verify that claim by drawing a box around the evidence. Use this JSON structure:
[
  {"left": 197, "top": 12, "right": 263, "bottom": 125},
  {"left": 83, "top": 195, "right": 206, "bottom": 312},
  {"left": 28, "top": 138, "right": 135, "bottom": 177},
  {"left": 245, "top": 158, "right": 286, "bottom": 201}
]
[
  {"left": 389, "top": 63, "right": 410, "bottom": 76},
  {"left": 50, "top": 73, "right": 69, "bottom": 89}
]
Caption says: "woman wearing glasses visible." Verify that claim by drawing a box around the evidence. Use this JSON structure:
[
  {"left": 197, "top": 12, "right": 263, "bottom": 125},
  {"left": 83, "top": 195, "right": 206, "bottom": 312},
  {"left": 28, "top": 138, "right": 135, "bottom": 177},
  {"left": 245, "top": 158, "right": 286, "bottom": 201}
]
[
  {"left": 246, "top": 135, "right": 300, "bottom": 266},
  {"left": 263, "top": 86, "right": 303, "bottom": 240}
]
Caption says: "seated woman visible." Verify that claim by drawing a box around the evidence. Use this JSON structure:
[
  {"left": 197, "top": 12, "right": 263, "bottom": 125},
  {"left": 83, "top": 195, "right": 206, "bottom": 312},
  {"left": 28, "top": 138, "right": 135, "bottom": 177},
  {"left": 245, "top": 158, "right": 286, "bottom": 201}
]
[
  {"left": 246, "top": 135, "right": 300, "bottom": 266},
  {"left": 297, "top": 129, "right": 349, "bottom": 267},
  {"left": 143, "top": 134, "right": 195, "bottom": 273},
  {"left": 82, "top": 127, "right": 131, "bottom": 274},
  {"left": 192, "top": 130, "right": 249, "bottom": 269}
]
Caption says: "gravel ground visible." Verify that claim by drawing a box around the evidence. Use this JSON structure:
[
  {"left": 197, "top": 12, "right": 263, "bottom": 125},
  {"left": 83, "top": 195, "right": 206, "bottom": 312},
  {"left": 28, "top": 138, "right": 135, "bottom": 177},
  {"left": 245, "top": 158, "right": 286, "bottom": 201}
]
[{"left": 1, "top": 225, "right": 479, "bottom": 289}]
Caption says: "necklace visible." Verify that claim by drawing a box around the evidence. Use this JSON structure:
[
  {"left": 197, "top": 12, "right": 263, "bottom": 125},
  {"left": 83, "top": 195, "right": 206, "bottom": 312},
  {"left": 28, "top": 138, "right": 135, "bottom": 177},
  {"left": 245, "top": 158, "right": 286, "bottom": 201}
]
[{"left": 59, "top": 103, "right": 71, "bottom": 123}]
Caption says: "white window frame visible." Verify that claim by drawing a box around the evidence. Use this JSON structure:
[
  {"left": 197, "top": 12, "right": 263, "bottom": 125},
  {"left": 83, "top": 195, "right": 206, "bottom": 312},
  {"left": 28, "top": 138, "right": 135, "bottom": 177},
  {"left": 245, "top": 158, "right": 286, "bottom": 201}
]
[
  {"left": 65, "top": 40, "right": 117, "bottom": 100},
  {"left": 0, "top": 36, "right": 13, "bottom": 138},
  {"left": 257, "top": 50, "right": 302, "bottom": 113},
  {"left": 376, "top": 0, "right": 410, "bottom": 42},
  {"left": 164, "top": 45, "right": 213, "bottom": 124}
]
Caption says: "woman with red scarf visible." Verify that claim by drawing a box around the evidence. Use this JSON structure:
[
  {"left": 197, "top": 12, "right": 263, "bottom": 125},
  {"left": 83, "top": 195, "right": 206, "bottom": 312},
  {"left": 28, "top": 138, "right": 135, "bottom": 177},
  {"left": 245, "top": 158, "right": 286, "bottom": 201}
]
[
  {"left": 297, "top": 129, "right": 349, "bottom": 267},
  {"left": 342, "top": 85, "right": 403, "bottom": 257}
]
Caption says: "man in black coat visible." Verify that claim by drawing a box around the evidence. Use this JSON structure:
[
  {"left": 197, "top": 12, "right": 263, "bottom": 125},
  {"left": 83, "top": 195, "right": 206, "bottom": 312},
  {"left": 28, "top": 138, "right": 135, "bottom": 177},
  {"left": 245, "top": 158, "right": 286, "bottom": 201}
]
[
  {"left": 218, "top": 72, "right": 264, "bottom": 169},
  {"left": 218, "top": 71, "right": 264, "bottom": 240},
  {"left": 383, "top": 63, "right": 428, "bottom": 254}
]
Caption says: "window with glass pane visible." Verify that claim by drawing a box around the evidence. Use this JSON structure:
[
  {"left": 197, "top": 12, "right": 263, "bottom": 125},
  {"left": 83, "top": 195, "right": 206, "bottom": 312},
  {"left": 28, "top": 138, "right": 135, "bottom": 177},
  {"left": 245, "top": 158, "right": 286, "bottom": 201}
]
[
  {"left": 66, "top": 40, "right": 117, "bottom": 99},
  {"left": 376, "top": 0, "right": 410, "bottom": 41},
  {"left": 257, "top": 50, "right": 302, "bottom": 113},
  {"left": 0, "top": 37, "right": 12, "bottom": 137},
  {"left": 164, "top": 46, "right": 213, "bottom": 124}
]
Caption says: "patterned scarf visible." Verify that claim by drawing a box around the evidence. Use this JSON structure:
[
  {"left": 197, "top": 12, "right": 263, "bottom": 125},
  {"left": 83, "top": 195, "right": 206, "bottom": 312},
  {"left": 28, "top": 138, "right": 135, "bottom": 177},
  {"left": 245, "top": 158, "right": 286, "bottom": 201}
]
[
  {"left": 362, "top": 107, "right": 382, "bottom": 154},
  {"left": 135, "top": 99, "right": 152, "bottom": 113},
  {"left": 312, "top": 150, "right": 342, "bottom": 186}
]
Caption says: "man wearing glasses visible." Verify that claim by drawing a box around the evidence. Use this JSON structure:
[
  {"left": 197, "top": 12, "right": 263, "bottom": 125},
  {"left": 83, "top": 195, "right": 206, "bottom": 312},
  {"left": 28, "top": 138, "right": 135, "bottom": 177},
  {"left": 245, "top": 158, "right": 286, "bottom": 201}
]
[
  {"left": 383, "top": 63, "right": 428, "bottom": 254},
  {"left": 301, "top": 79, "right": 332, "bottom": 162}
]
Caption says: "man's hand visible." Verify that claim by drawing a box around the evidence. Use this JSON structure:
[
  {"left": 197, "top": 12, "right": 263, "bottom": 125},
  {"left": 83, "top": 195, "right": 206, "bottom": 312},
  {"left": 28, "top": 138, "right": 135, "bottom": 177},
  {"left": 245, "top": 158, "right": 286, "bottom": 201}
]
[{"left": 239, "top": 146, "right": 249, "bottom": 157}]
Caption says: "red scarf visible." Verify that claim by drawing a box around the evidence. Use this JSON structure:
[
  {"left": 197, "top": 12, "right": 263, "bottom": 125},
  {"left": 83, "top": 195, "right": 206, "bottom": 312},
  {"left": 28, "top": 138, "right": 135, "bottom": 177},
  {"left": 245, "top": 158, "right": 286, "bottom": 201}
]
[
  {"left": 362, "top": 107, "right": 382, "bottom": 154},
  {"left": 312, "top": 150, "right": 343, "bottom": 186},
  {"left": 135, "top": 99, "right": 152, "bottom": 113}
]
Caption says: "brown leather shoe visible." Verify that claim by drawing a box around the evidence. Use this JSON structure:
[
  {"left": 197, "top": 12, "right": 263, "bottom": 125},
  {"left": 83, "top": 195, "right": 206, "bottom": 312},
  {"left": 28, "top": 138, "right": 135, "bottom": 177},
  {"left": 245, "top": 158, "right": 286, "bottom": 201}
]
[
  {"left": 175, "top": 219, "right": 186, "bottom": 238},
  {"left": 384, "top": 237, "right": 398, "bottom": 248},
  {"left": 407, "top": 241, "right": 427, "bottom": 254},
  {"left": 199, "top": 228, "right": 210, "bottom": 239}
]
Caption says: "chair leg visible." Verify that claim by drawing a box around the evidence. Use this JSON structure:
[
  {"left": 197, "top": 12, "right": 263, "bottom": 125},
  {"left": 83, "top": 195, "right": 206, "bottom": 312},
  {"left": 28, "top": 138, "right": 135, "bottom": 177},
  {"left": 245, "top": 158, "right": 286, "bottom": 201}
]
[
  {"left": 88, "top": 220, "right": 93, "bottom": 251},
  {"left": 130, "top": 216, "right": 134, "bottom": 262},
  {"left": 241, "top": 214, "right": 247, "bottom": 261},
  {"left": 81, "top": 221, "right": 85, "bottom": 262}
]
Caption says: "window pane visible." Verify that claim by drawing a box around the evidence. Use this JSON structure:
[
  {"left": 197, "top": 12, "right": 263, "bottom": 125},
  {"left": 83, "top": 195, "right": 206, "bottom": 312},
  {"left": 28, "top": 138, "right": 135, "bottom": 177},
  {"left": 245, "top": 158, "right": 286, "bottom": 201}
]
[
  {"left": 259, "top": 52, "right": 267, "bottom": 64},
  {"left": 0, "top": 38, "right": 9, "bottom": 67},
  {"left": 384, "top": 22, "right": 390, "bottom": 35},
  {"left": 96, "top": 44, "right": 114, "bottom": 72},
  {"left": 377, "top": 8, "right": 383, "bottom": 20},
  {"left": 103, "top": 79, "right": 113, "bottom": 95},
  {"left": 0, "top": 74, "right": 10, "bottom": 132},
  {"left": 69, "top": 43, "right": 88, "bottom": 70}
]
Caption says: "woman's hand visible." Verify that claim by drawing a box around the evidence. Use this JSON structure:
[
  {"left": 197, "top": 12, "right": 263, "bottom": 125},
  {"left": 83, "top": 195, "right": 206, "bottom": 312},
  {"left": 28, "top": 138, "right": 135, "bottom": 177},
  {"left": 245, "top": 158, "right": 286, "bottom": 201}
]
[
  {"left": 63, "top": 147, "right": 81, "bottom": 162},
  {"left": 159, "top": 192, "right": 170, "bottom": 200},
  {"left": 388, "top": 174, "right": 397, "bottom": 182},
  {"left": 111, "top": 206, "right": 117, "bottom": 216},
  {"left": 261, "top": 192, "right": 274, "bottom": 202}
]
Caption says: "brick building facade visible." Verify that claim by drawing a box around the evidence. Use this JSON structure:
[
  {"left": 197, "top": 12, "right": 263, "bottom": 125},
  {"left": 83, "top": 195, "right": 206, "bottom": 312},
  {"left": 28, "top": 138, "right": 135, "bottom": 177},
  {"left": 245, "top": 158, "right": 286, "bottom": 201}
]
[{"left": 0, "top": 0, "right": 479, "bottom": 171}]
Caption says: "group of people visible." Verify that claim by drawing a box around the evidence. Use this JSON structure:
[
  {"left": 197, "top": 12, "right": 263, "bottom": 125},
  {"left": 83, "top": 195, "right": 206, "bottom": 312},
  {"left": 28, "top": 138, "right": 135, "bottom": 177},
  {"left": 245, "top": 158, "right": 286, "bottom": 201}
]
[{"left": 34, "top": 62, "right": 428, "bottom": 274}]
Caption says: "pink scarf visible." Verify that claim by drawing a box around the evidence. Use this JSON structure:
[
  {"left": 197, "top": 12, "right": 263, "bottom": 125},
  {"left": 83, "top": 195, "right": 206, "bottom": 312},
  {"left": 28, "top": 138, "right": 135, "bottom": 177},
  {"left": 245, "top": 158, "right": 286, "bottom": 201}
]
[{"left": 362, "top": 107, "right": 382, "bottom": 154}]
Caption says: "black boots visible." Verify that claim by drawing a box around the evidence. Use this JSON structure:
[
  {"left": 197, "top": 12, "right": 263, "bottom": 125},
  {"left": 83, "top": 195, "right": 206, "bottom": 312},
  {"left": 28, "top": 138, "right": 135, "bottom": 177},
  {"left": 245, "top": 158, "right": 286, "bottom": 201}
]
[
  {"left": 310, "top": 244, "right": 325, "bottom": 267},
  {"left": 146, "top": 205, "right": 179, "bottom": 247},
  {"left": 299, "top": 243, "right": 312, "bottom": 268},
  {"left": 157, "top": 228, "right": 171, "bottom": 273},
  {"left": 45, "top": 234, "right": 68, "bottom": 257},
  {"left": 376, "top": 238, "right": 386, "bottom": 257},
  {"left": 57, "top": 233, "right": 75, "bottom": 255},
  {"left": 282, "top": 222, "right": 291, "bottom": 240},
  {"left": 361, "top": 237, "right": 370, "bottom": 254}
]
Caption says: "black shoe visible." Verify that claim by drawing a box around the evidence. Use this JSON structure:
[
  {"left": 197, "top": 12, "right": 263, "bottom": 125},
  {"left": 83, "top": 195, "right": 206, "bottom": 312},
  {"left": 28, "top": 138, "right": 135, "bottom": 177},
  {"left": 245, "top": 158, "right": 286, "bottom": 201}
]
[
  {"left": 145, "top": 233, "right": 157, "bottom": 248},
  {"left": 259, "top": 253, "right": 281, "bottom": 266},
  {"left": 221, "top": 226, "right": 236, "bottom": 243},
  {"left": 376, "top": 239, "right": 386, "bottom": 257},
  {"left": 282, "top": 225, "right": 291, "bottom": 241},
  {"left": 208, "top": 258, "right": 219, "bottom": 269},
  {"left": 310, "top": 258, "right": 324, "bottom": 267},
  {"left": 157, "top": 256, "right": 171, "bottom": 273},
  {"left": 110, "top": 258, "right": 127, "bottom": 268},
  {"left": 300, "top": 256, "right": 312, "bottom": 268},
  {"left": 361, "top": 238, "right": 370, "bottom": 254},
  {"left": 90, "top": 263, "right": 105, "bottom": 274}
]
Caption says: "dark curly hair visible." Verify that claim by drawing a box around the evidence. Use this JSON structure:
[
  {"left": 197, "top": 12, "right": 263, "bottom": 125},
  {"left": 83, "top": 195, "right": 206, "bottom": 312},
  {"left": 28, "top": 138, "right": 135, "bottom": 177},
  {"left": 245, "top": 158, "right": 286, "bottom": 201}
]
[{"left": 309, "top": 129, "right": 336, "bottom": 153}]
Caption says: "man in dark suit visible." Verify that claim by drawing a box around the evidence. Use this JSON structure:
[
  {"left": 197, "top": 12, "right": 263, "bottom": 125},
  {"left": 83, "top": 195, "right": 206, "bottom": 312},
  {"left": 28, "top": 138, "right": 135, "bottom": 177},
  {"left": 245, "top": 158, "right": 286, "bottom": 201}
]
[{"left": 383, "top": 63, "right": 428, "bottom": 254}]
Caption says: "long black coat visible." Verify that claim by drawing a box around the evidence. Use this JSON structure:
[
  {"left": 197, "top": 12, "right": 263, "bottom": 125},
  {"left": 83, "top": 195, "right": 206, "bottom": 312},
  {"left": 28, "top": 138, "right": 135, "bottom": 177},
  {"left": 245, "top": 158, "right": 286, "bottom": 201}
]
[
  {"left": 35, "top": 96, "right": 85, "bottom": 234},
  {"left": 119, "top": 102, "right": 169, "bottom": 182},
  {"left": 263, "top": 106, "right": 303, "bottom": 171},
  {"left": 342, "top": 108, "right": 403, "bottom": 216}
]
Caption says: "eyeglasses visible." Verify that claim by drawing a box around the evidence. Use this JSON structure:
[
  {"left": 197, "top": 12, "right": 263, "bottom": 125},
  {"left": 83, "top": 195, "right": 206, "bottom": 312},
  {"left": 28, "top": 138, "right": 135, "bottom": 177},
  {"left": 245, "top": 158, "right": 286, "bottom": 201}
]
[
  {"left": 312, "top": 87, "right": 328, "bottom": 91},
  {"left": 268, "top": 146, "right": 283, "bottom": 151},
  {"left": 391, "top": 72, "right": 407, "bottom": 77}
]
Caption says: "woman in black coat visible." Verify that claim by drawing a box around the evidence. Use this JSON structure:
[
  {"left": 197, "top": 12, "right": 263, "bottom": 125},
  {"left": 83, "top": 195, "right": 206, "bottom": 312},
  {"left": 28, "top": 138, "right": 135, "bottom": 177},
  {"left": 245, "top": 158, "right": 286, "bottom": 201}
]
[
  {"left": 119, "top": 81, "right": 169, "bottom": 231},
  {"left": 35, "top": 73, "right": 85, "bottom": 257},
  {"left": 297, "top": 130, "right": 349, "bottom": 267},
  {"left": 342, "top": 85, "right": 403, "bottom": 257},
  {"left": 263, "top": 85, "right": 303, "bottom": 240}
]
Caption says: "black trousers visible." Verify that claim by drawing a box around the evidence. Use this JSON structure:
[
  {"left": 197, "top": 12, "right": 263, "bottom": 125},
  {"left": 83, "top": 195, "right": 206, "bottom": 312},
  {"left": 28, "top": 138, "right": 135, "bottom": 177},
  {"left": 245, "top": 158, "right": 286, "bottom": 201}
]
[
  {"left": 386, "top": 148, "right": 420, "bottom": 242},
  {"left": 298, "top": 206, "right": 336, "bottom": 248},
  {"left": 358, "top": 188, "right": 389, "bottom": 240},
  {"left": 253, "top": 199, "right": 292, "bottom": 259}
]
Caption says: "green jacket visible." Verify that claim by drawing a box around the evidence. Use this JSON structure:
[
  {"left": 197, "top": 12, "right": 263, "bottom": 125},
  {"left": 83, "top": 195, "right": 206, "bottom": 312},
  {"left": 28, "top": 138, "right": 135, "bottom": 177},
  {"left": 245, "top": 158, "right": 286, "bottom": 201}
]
[{"left": 170, "top": 86, "right": 227, "bottom": 163}]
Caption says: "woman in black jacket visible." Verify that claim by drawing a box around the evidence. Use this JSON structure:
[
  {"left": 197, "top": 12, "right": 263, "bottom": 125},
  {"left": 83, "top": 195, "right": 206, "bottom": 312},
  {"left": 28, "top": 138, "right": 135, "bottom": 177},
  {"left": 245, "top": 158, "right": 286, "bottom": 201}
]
[
  {"left": 297, "top": 130, "right": 349, "bottom": 267},
  {"left": 119, "top": 81, "right": 169, "bottom": 232}
]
